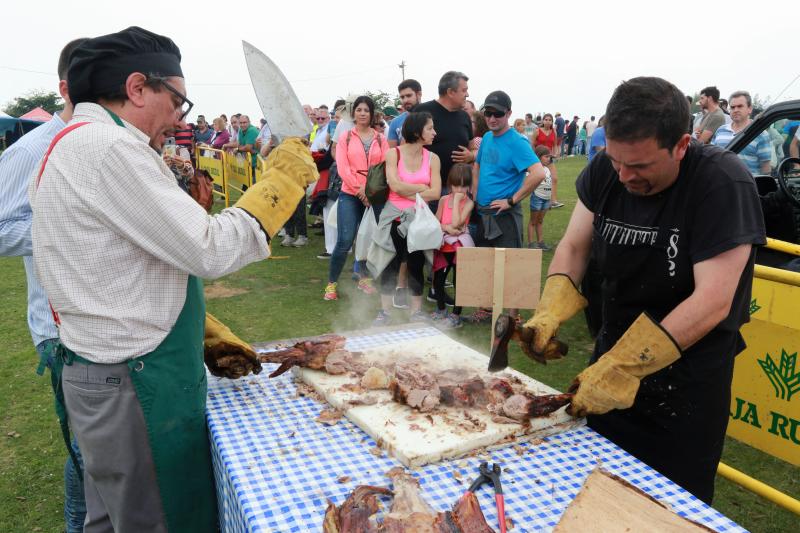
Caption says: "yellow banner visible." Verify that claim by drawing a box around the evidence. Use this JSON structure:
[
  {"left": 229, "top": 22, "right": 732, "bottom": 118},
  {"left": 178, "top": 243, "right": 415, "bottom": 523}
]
[
  {"left": 729, "top": 276, "right": 800, "bottom": 466},
  {"left": 196, "top": 153, "right": 225, "bottom": 189},
  {"left": 225, "top": 152, "right": 252, "bottom": 190}
]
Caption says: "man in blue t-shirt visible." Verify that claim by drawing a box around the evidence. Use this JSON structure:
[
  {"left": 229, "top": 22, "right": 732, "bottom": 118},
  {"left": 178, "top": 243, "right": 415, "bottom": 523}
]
[
  {"left": 474, "top": 90, "right": 546, "bottom": 249},
  {"left": 388, "top": 79, "right": 422, "bottom": 147},
  {"left": 588, "top": 118, "right": 606, "bottom": 162}
]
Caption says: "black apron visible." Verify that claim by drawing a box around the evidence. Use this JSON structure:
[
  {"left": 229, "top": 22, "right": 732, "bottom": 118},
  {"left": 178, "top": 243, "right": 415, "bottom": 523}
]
[{"left": 586, "top": 160, "right": 737, "bottom": 504}]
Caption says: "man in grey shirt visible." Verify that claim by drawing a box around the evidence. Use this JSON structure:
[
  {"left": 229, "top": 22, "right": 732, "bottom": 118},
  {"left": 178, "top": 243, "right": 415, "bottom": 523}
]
[{"left": 694, "top": 86, "right": 726, "bottom": 144}]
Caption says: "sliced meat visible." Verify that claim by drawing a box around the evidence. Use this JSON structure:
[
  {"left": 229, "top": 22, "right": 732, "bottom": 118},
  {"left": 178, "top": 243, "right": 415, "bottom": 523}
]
[
  {"left": 389, "top": 364, "right": 440, "bottom": 412},
  {"left": 326, "top": 350, "right": 368, "bottom": 375},
  {"left": 361, "top": 367, "right": 390, "bottom": 389}
]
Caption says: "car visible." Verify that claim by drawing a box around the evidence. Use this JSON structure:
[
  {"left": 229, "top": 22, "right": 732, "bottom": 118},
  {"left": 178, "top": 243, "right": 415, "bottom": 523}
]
[{"left": 725, "top": 99, "right": 800, "bottom": 269}]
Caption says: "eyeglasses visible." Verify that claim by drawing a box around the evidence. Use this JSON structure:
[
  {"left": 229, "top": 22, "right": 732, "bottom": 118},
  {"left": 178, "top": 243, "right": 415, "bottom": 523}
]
[
  {"left": 483, "top": 109, "right": 506, "bottom": 119},
  {"left": 148, "top": 76, "right": 194, "bottom": 121},
  {"left": 316, "top": 117, "right": 327, "bottom": 122}
]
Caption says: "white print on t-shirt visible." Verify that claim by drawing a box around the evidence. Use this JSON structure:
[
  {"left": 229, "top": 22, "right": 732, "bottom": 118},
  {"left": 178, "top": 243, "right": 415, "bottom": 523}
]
[{"left": 599, "top": 217, "right": 681, "bottom": 277}]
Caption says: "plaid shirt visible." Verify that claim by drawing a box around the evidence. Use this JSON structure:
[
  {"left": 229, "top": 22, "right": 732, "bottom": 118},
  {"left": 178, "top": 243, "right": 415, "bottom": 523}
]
[{"left": 30, "top": 103, "right": 268, "bottom": 363}]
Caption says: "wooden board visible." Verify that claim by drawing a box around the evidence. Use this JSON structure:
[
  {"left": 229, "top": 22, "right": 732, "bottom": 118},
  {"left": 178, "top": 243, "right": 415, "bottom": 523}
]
[
  {"left": 554, "top": 469, "right": 713, "bottom": 532},
  {"left": 455, "top": 247, "right": 542, "bottom": 309},
  {"left": 291, "top": 333, "right": 581, "bottom": 468}
]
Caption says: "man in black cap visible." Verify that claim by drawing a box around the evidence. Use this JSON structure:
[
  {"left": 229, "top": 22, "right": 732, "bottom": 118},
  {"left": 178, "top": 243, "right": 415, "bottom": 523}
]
[
  {"left": 466, "top": 91, "right": 546, "bottom": 323},
  {"left": 31, "top": 26, "right": 317, "bottom": 532},
  {"left": 473, "top": 90, "right": 545, "bottom": 250}
]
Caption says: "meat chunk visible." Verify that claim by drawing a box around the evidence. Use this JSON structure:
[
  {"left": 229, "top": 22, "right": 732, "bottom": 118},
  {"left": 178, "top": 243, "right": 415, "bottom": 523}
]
[
  {"left": 361, "top": 367, "right": 390, "bottom": 389},
  {"left": 501, "top": 392, "right": 573, "bottom": 421},
  {"left": 389, "top": 363, "right": 440, "bottom": 412},
  {"left": 322, "top": 485, "right": 393, "bottom": 533},
  {"left": 383, "top": 467, "right": 440, "bottom": 533}
]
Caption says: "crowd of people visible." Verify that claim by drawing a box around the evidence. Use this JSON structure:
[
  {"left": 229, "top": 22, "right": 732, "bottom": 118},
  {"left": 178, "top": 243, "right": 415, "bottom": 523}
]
[{"left": 0, "top": 24, "right": 793, "bottom": 533}]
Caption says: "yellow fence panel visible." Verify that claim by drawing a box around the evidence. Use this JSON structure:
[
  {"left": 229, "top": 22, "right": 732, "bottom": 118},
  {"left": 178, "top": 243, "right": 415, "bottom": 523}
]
[
  {"left": 195, "top": 147, "right": 228, "bottom": 207},
  {"left": 729, "top": 267, "right": 800, "bottom": 466},
  {"left": 225, "top": 152, "right": 253, "bottom": 196}
]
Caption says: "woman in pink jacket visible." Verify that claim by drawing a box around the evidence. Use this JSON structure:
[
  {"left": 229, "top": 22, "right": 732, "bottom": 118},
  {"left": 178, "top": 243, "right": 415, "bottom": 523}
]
[{"left": 324, "top": 95, "right": 389, "bottom": 300}]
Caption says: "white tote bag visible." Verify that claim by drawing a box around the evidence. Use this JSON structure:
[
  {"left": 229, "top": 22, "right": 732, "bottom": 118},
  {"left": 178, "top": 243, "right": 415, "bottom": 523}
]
[
  {"left": 407, "top": 194, "right": 443, "bottom": 253},
  {"left": 355, "top": 207, "right": 376, "bottom": 261},
  {"left": 326, "top": 199, "right": 339, "bottom": 230}
]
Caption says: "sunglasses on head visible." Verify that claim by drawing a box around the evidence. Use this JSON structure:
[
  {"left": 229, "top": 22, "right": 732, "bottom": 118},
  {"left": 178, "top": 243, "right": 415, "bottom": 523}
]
[{"left": 483, "top": 109, "right": 505, "bottom": 118}]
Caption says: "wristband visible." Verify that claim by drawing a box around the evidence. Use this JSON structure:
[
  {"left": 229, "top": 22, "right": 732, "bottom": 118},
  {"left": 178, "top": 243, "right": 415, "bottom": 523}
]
[{"left": 507, "top": 196, "right": 515, "bottom": 206}]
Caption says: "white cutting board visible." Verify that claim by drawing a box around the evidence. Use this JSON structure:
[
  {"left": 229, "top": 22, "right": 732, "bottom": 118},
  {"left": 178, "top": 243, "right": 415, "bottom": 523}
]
[{"left": 293, "top": 332, "right": 582, "bottom": 468}]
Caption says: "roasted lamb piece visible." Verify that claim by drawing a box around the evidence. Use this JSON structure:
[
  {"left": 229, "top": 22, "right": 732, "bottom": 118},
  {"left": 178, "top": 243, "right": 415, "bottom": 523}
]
[
  {"left": 322, "top": 485, "right": 393, "bottom": 533},
  {"left": 389, "top": 363, "right": 441, "bottom": 412},
  {"left": 501, "top": 392, "right": 573, "bottom": 421},
  {"left": 258, "top": 334, "right": 347, "bottom": 377},
  {"left": 383, "top": 468, "right": 441, "bottom": 533}
]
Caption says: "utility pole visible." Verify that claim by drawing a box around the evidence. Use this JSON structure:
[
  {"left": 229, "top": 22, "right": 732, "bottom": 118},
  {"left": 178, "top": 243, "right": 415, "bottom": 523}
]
[{"left": 398, "top": 60, "right": 406, "bottom": 80}]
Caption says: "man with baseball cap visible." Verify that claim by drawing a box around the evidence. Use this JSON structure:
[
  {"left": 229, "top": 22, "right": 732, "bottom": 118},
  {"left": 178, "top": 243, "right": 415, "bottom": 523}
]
[
  {"left": 473, "top": 90, "right": 546, "bottom": 249},
  {"left": 31, "top": 26, "right": 317, "bottom": 531},
  {"left": 466, "top": 90, "right": 546, "bottom": 323}
]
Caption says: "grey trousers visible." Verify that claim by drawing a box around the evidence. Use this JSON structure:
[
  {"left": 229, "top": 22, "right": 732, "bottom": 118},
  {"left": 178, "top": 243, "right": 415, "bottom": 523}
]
[{"left": 62, "top": 360, "right": 168, "bottom": 533}]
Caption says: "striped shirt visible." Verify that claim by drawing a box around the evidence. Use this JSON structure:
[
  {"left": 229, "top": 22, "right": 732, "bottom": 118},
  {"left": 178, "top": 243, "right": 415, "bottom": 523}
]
[
  {"left": 712, "top": 123, "right": 772, "bottom": 175},
  {"left": 31, "top": 103, "right": 269, "bottom": 363},
  {"left": 0, "top": 113, "right": 64, "bottom": 347}
]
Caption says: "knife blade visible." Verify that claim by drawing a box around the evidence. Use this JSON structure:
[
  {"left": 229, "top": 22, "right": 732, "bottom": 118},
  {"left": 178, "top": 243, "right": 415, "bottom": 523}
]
[{"left": 242, "top": 40, "right": 312, "bottom": 139}]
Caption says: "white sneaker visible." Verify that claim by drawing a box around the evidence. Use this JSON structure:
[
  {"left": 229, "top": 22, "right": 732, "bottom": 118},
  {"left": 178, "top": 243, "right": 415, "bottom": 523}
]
[
  {"left": 280, "top": 235, "right": 296, "bottom": 247},
  {"left": 292, "top": 235, "right": 308, "bottom": 247},
  {"left": 277, "top": 228, "right": 287, "bottom": 238}
]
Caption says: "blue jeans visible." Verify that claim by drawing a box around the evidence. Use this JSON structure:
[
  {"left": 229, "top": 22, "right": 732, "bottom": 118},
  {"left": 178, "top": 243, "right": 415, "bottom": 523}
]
[
  {"left": 37, "top": 339, "right": 87, "bottom": 533},
  {"left": 329, "top": 192, "right": 366, "bottom": 283}
]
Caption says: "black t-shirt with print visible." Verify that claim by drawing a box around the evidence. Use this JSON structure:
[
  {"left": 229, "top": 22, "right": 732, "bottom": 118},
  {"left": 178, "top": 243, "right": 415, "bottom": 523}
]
[
  {"left": 576, "top": 140, "right": 765, "bottom": 352},
  {"left": 413, "top": 100, "right": 472, "bottom": 182}
]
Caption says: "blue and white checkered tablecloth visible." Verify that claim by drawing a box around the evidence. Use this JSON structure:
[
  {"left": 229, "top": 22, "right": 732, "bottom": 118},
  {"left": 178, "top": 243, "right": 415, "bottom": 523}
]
[{"left": 206, "top": 327, "right": 745, "bottom": 533}]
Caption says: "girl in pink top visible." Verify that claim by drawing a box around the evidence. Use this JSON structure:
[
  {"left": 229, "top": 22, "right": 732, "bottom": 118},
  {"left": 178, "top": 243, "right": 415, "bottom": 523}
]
[
  {"left": 373, "top": 112, "right": 441, "bottom": 326},
  {"left": 432, "top": 164, "right": 474, "bottom": 328}
]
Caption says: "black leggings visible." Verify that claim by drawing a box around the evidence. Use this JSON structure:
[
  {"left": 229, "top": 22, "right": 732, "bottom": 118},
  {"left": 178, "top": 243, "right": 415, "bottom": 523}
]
[
  {"left": 379, "top": 222, "right": 426, "bottom": 296},
  {"left": 433, "top": 252, "right": 462, "bottom": 315}
]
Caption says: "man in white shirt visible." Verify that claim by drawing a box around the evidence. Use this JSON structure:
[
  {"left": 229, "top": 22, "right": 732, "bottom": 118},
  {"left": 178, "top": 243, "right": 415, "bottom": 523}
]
[
  {"left": 0, "top": 37, "right": 89, "bottom": 533},
  {"left": 31, "top": 26, "right": 317, "bottom": 532}
]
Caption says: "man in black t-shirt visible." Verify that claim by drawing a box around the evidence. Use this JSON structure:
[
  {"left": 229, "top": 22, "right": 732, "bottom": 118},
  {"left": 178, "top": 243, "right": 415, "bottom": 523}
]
[
  {"left": 516, "top": 77, "right": 765, "bottom": 503},
  {"left": 413, "top": 70, "right": 475, "bottom": 189}
]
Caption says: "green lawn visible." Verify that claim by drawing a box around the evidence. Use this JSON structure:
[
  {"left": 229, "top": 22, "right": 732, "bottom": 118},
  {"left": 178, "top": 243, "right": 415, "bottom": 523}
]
[{"left": 1, "top": 156, "right": 796, "bottom": 531}]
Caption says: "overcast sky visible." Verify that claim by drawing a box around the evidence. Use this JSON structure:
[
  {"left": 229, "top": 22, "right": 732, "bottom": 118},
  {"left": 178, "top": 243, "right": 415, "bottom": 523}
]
[{"left": 2, "top": 0, "right": 798, "bottom": 124}]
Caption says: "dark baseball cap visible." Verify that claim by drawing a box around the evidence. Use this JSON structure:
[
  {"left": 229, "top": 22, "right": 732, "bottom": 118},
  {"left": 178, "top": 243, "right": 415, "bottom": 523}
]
[{"left": 481, "top": 90, "right": 511, "bottom": 113}]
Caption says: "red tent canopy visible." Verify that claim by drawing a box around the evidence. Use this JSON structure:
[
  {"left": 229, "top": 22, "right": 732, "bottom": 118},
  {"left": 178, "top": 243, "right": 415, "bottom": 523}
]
[{"left": 20, "top": 107, "right": 53, "bottom": 122}]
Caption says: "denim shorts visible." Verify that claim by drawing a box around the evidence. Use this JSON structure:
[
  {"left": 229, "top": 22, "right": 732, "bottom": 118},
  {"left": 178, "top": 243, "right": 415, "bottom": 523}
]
[{"left": 529, "top": 196, "right": 550, "bottom": 211}]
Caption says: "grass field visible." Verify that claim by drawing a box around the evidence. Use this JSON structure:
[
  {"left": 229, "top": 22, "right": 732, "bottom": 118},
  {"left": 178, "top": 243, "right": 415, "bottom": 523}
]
[{"left": 0, "top": 156, "right": 797, "bottom": 531}]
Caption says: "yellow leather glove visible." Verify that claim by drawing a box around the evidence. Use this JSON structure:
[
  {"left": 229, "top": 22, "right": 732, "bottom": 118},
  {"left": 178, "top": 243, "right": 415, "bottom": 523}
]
[
  {"left": 520, "top": 274, "right": 588, "bottom": 362},
  {"left": 234, "top": 137, "right": 319, "bottom": 238},
  {"left": 568, "top": 312, "right": 682, "bottom": 417},
  {"left": 204, "top": 313, "right": 261, "bottom": 379}
]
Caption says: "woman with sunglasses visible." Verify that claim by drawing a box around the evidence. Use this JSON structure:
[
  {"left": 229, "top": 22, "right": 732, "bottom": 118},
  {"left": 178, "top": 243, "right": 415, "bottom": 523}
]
[{"left": 324, "top": 95, "right": 389, "bottom": 301}]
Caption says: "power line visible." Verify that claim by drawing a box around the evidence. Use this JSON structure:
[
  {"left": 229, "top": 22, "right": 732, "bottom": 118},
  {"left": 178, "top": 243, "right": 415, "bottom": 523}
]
[{"left": 0, "top": 65, "right": 55, "bottom": 77}]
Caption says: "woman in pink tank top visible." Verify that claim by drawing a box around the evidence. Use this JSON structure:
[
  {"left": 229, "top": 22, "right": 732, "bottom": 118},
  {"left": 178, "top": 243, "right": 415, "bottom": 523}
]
[{"left": 372, "top": 112, "right": 442, "bottom": 326}]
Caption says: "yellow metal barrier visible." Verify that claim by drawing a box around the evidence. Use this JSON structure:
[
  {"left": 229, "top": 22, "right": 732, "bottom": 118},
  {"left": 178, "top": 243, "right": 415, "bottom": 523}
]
[
  {"left": 717, "top": 462, "right": 800, "bottom": 515},
  {"left": 195, "top": 147, "right": 229, "bottom": 208},
  {"left": 224, "top": 151, "right": 253, "bottom": 198},
  {"left": 765, "top": 237, "right": 800, "bottom": 257}
]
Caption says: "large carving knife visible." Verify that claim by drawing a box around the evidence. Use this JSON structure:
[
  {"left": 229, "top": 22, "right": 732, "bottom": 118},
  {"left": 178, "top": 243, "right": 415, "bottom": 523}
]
[
  {"left": 242, "top": 41, "right": 312, "bottom": 141},
  {"left": 488, "top": 314, "right": 569, "bottom": 372}
]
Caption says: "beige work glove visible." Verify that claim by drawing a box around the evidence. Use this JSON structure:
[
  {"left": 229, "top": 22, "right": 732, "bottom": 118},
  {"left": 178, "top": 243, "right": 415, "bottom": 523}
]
[
  {"left": 520, "top": 274, "right": 588, "bottom": 363},
  {"left": 204, "top": 313, "right": 262, "bottom": 379},
  {"left": 234, "top": 137, "right": 319, "bottom": 239},
  {"left": 568, "top": 312, "right": 682, "bottom": 417}
]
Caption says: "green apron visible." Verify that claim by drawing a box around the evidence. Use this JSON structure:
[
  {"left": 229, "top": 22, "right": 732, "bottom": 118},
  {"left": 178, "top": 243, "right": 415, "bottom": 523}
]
[
  {"left": 127, "top": 275, "right": 217, "bottom": 532},
  {"left": 58, "top": 276, "right": 217, "bottom": 532}
]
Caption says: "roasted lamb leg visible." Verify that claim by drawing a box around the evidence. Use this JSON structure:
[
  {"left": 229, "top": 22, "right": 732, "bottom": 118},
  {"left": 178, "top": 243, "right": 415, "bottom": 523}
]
[{"left": 258, "top": 334, "right": 347, "bottom": 377}]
